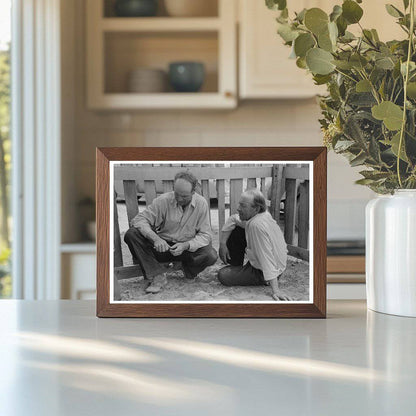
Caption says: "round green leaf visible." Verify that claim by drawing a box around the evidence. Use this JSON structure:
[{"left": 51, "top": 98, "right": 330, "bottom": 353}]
[
  {"left": 318, "top": 32, "right": 333, "bottom": 52},
  {"left": 382, "top": 132, "right": 409, "bottom": 162},
  {"left": 407, "top": 82, "right": 416, "bottom": 99},
  {"left": 277, "top": 23, "right": 299, "bottom": 42},
  {"left": 342, "top": 0, "right": 363, "bottom": 24},
  {"left": 296, "top": 8, "right": 307, "bottom": 22},
  {"left": 304, "top": 8, "right": 329, "bottom": 35},
  {"left": 356, "top": 79, "right": 372, "bottom": 92},
  {"left": 371, "top": 29, "right": 380, "bottom": 42},
  {"left": 306, "top": 47, "right": 335, "bottom": 75},
  {"left": 313, "top": 74, "right": 332, "bottom": 85},
  {"left": 333, "top": 59, "right": 353, "bottom": 70},
  {"left": 375, "top": 57, "right": 395, "bottom": 70},
  {"left": 294, "top": 33, "right": 315, "bottom": 57},
  {"left": 266, "top": 0, "right": 287, "bottom": 11},
  {"left": 336, "top": 15, "right": 348, "bottom": 36},
  {"left": 350, "top": 53, "right": 368, "bottom": 69},
  {"left": 317, "top": 23, "right": 337, "bottom": 52},
  {"left": 371, "top": 101, "right": 403, "bottom": 130},
  {"left": 330, "top": 5, "right": 343, "bottom": 22},
  {"left": 328, "top": 21, "right": 338, "bottom": 43},
  {"left": 296, "top": 57, "right": 307, "bottom": 69},
  {"left": 385, "top": 4, "right": 403, "bottom": 18}
]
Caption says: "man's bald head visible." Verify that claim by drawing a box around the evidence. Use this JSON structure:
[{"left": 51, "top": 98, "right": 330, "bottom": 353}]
[
  {"left": 237, "top": 189, "right": 267, "bottom": 221},
  {"left": 242, "top": 189, "right": 267, "bottom": 213}
]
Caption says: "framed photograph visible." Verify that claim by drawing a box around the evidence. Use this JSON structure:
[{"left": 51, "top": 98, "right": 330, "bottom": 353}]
[{"left": 96, "top": 147, "right": 326, "bottom": 318}]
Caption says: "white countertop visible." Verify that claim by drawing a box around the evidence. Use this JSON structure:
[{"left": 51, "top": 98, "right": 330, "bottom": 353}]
[{"left": 0, "top": 300, "right": 415, "bottom": 415}]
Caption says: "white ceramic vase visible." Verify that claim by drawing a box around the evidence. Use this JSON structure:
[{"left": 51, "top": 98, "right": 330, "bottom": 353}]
[{"left": 366, "top": 190, "right": 416, "bottom": 317}]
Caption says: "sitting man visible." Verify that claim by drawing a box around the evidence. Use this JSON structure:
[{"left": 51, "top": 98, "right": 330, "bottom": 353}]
[
  {"left": 218, "top": 189, "right": 290, "bottom": 301},
  {"left": 124, "top": 171, "right": 218, "bottom": 294}
]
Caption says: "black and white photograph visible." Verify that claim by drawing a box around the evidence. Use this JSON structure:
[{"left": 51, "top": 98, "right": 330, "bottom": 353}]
[{"left": 110, "top": 162, "right": 312, "bottom": 303}]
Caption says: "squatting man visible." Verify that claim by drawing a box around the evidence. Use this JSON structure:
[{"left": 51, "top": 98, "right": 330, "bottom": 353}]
[
  {"left": 123, "top": 171, "right": 218, "bottom": 294},
  {"left": 217, "top": 189, "right": 291, "bottom": 301}
]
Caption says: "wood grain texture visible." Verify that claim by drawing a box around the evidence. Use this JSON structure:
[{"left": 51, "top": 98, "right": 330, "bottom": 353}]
[
  {"left": 298, "top": 180, "right": 309, "bottom": 249},
  {"left": 284, "top": 178, "right": 297, "bottom": 245},
  {"left": 270, "top": 164, "right": 283, "bottom": 221},
  {"left": 144, "top": 180, "right": 157, "bottom": 205},
  {"left": 96, "top": 147, "right": 327, "bottom": 318},
  {"left": 216, "top": 179, "right": 226, "bottom": 232},
  {"left": 313, "top": 148, "right": 327, "bottom": 318},
  {"left": 96, "top": 149, "right": 110, "bottom": 316},
  {"left": 230, "top": 178, "right": 243, "bottom": 215},
  {"left": 327, "top": 256, "right": 365, "bottom": 274},
  {"left": 113, "top": 192, "right": 123, "bottom": 268},
  {"left": 123, "top": 180, "right": 139, "bottom": 225}
]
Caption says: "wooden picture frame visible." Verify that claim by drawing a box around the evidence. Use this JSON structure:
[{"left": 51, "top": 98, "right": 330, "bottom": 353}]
[{"left": 96, "top": 147, "right": 327, "bottom": 318}]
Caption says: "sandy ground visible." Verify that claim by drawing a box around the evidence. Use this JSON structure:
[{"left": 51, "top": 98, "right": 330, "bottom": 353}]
[{"left": 117, "top": 202, "right": 310, "bottom": 302}]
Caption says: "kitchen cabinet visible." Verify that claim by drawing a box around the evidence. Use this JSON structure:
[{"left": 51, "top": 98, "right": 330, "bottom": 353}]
[
  {"left": 238, "top": 0, "right": 405, "bottom": 99},
  {"left": 86, "top": 0, "right": 237, "bottom": 109},
  {"left": 61, "top": 244, "right": 97, "bottom": 300},
  {"left": 239, "top": 0, "right": 324, "bottom": 99}
]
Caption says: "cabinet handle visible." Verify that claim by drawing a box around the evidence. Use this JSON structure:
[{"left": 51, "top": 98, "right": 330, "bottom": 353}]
[{"left": 224, "top": 91, "right": 234, "bottom": 98}]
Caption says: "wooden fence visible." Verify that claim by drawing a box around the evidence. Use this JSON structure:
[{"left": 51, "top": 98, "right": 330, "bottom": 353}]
[{"left": 113, "top": 164, "right": 309, "bottom": 280}]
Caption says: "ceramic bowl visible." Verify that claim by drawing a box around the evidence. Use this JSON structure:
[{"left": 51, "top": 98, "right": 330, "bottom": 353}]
[
  {"left": 114, "top": 0, "right": 158, "bottom": 17},
  {"left": 127, "top": 68, "right": 167, "bottom": 92},
  {"left": 168, "top": 62, "right": 205, "bottom": 92}
]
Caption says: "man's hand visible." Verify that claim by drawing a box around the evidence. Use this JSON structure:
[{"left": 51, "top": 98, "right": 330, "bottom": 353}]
[
  {"left": 219, "top": 244, "right": 230, "bottom": 264},
  {"left": 153, "top": 237, "right": 170, "bottom": 253},
  {"left": 169, "top": 242, "right": 189, "bottom": 256},
  {"left": 269, "top": 277, "right": 292, "bottom": 301},
  {"left": 272, "top": 292, "right": 292, "bottom": 301}
]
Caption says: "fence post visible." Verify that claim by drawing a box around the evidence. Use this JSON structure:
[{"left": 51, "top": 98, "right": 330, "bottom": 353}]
[
  {"left": 114, "top": 191, "right": 123, "bottom": 267},
  {"left": 123, "top": 180, "right": 139, "bottom": 226},
  {"left": 144, "top": 180, "right": 157, "bottom": 206},
  {"left": 298, "top": 180, "right": 309, "bottom": 248},
  {"left": 216, "top": 179, "right": 226, "bottom": 232},
  {"left": 284, "top": 178, "right": 297, "bottom": 245},
  {"left": 270, "top": 165, "right": 284, "bottom": 222}
]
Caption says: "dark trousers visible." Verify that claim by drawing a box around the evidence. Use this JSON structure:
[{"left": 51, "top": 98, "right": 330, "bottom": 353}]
[
  {"left": 124, "top": 227, "right": 218, "bottom": 280},
  {"left": 218, "top": 226, "right": 266, "bottom": 286}
]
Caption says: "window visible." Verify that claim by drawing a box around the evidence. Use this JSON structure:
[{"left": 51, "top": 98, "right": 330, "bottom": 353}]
[{"left": 0, "top": 0, "right": 11, "bottom": 298}]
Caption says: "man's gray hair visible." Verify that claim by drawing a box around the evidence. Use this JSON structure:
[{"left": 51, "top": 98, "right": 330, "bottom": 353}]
[
  {"left": 174, "top": 170, "right": 198, "bottom": 191},
  {"left": 243, "top": 189, "right": 267, "bottom": 213}
]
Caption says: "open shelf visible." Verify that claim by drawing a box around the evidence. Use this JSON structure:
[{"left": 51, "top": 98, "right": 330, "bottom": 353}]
[
  {"left": 61, "top": 242, "right": 96, "bottom": 254},
  {"left": 103, "top": 0, "right": 219, "bottom": 18},
  {"left": 104, "top": 31, "right": 218, "bottom": 94},
  {"left": 86, "top": 0, "right": 236, "bottom": 109}
]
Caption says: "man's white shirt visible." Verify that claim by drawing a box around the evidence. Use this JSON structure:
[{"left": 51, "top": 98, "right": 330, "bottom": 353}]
[{"left": 222, "top": 211, "right": 287, "bottom": 281}]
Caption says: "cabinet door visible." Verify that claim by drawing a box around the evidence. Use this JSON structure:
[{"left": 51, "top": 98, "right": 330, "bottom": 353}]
[
  {"left": 239, "top": 0, "right": 405, "bottom": 99},
  {"left": 239, "top": 0, "right": 321, "bottom": 99}
]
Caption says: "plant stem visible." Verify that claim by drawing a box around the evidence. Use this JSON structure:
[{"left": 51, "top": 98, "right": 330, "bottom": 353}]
[
  {"left": 358, "top": 69, "right": 380, "bottom": 104},
  {"left": 334, "top": 68, "right": 357, "bottom": 83},
  {"left": 397, "top": 0, "right": 415, "bottom": 188}
]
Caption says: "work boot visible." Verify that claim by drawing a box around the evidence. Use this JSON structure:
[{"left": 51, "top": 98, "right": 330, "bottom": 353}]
[
  {"left": 181, "top": 264, "right": 196, "bottom": 280},
  {"left": 145, "top": 273, "right": 168, "bottom": 294}
]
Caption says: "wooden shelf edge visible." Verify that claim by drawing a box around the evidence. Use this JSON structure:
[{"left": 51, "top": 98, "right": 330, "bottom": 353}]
[
  {"left": 61, "top": 243, "right": 96, "bottom": 253},
  {"left": 101, "top": 17, "right": 221, "bottom": 32},
  {"left": 88, "top": 93, "right": 237, "bottom": 110},
  {"left": 327, "top": 255, "right": 365, "bottom": 274}
]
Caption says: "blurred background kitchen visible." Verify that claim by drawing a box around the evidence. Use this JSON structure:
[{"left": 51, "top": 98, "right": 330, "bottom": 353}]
[{"left": 1, "top": 0, "right": 404, "bottom": 300}]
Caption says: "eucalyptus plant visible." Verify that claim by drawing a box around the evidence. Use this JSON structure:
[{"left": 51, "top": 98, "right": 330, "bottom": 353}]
[{"left": 266, "top": 0, "right": 416, "bottom": 193}]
